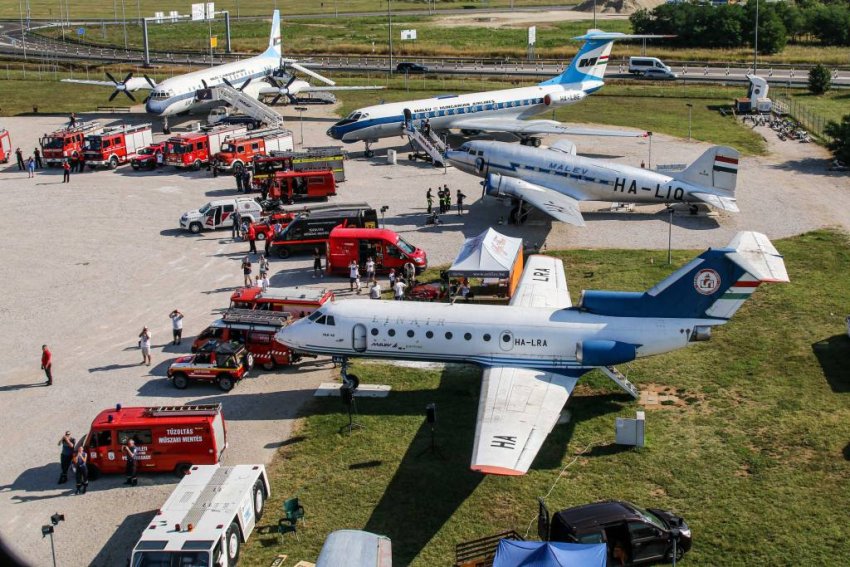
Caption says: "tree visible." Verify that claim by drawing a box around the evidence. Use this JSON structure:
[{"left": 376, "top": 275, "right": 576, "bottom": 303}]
[
  {"left": 629, "top": 9, "right": 653, "bottom": 35},
  {"left": 824, "top": 115, "right": 850, "bottom": 165},
  {"left": 808, "top": 64, "right": 832, "bottom": 95},
  {"left": 755, "top": 10, "right": 788, "bottom": 54}
]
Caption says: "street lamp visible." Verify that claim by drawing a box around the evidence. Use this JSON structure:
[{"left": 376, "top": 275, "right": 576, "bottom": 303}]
[
  {"left": 387, "top": 0, "right": 393, "bottom": 73},
  {"left": 294, "top": 106, "right": 308, "bottom": 146},
  {"left": 121, "top": 0, "right": 128, "bottom": 52},
  {"left": 753, "top": 0, "right": 759, "bottom": 75},
  {"left": 647, "top": 131, "right": 653, "bottom": 169},
  {"left": 686, "top": 103, "right": 693, "bottom": 141},
  {"left": 42, "top": 513, "right": 64, "bottom": 567}
]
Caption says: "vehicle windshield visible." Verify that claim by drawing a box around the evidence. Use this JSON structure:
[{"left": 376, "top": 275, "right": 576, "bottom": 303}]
[
  {"left": 396, "top": 237, "right": 416, "bottom": 255},
  {"left": 172, "top": 143, "right": 191, "bottom": 155},
  {"left": 220, "top": 143, "right": 235, "bottom": 153},
  {"left": 634, "top": 505, "right": 667, "bottom": 530},
  {"left": 132, "top": 551, "right": 211, "bottom": 567},
  {"left": 138, "top": 147, "right": 154, "bottom": 156},
  {"left": 198, "top": 203, "right": 212, "bottom": 214},
  {"left": 41, "top": 137, "right": 64, "bottom": 149},
  {"left": 85, "top": 138, "right": 102, "bottom": 150}
]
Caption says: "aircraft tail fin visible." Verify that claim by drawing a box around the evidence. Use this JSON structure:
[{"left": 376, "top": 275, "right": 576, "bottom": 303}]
[
  {"left": 673, "top": 146, "right": 739, "bottom": 194},
  {"left": 268, "top": 10, "right": 282, "bottom": 56},
  {"left": 539, "top": 31, "right": 670, "bottom": 90},
  {"left": 578, "top": 231, "right": 788, "bottom": 320}
]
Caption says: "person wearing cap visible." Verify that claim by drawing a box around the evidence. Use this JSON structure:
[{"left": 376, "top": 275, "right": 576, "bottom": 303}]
[
  {"left": 57, "top": 431, "right": 75, "bottom": 484},
  {"left": 139, "top": 327, "right": 151, "bottom": 366},
  {"left": 169, "top": 310, "right": 184, "bottom": 346},
  {"left": 73, "top": 445, "right": 88, "bottom": 495},
  {"left": 122, "top": 439, "right": 139, "bottom": 486},
  {"left": 41, "top": 345, "right": 53, "bottom": 386}
]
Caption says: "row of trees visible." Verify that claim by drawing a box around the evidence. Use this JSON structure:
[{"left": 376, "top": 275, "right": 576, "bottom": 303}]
[{"left": 630, "top": 1, "right": 850, "bottom": 54}]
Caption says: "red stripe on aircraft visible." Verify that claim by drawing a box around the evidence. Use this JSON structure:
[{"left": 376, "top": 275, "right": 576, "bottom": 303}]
[
  {"left": 715, "top": 155, "right": 739, "bottom": 165},
  {"left": 733, "top": 280, "right": 760, "bottom": 287}
]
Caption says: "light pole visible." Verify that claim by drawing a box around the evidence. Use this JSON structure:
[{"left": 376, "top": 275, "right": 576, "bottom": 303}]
[
  {"left": 753, "top": 0, "right": 759, "bottom": 75},
  {"left": 686, "top": 103, "right": 693, "bottom": 141},
  {"left": 667, "top": 207, "right": 673, "bottom": 265},
  {"left": 647, "top": 131, "right": 653, "bottom": 169},
  {"left": 387, "top": 0, "right": 393, "bottom": 73},
  {"left": 121, "top": 0, "right": 128, "bottom": 52},
  {"left": 295, "top": 106, "right": 308, "bottom": 146}
]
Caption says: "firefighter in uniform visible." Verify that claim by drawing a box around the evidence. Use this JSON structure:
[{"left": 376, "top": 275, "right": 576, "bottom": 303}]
[{"left": 122, "top": 439, "right": 138, "bottom": 486}]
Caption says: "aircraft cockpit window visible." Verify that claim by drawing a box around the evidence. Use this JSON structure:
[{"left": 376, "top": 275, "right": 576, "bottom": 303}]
[
  {"left": 307, "top": 310, "right": 323, "bottom": 322},
  {"left": 326, "top": 316, "right": 335, "bottom": 326},
  {"left": 316, "top": 315, "right": 327, "bottom": 325},
  {"left": 459, "top": 143, "right": 471, "bottom": 152}
]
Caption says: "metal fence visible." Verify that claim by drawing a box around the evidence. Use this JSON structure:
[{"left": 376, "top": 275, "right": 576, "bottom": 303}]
[{"left": 773, "top": 94, "right": 836, "bottom": 141}]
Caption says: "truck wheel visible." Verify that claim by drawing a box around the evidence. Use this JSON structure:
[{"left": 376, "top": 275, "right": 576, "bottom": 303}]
[
  {"left": 172, "top": 373, "right": 189, "bottom": 389},
  {"left": 87, "top": 463, "right": 101, "bottom": 481},
  {"left": 277, "top": 247, "right": 291, "bottom": 259},
  {"left": 262, "top": 359, "right": 275, "bottom": 371},
  {"left": 174, "top": 462, "right": 192, "bottom": 477},
  {"left": 226, "top": 522, "right": 241, "bottom": 564},
  {"left": 218, "top": 375, "right": 235, "bottom": 392},
  {"left": 131, "top": 162, "right": 140, "bottom": 170},
  {"left": 109, "top": 156, "right": 119, "bottom": 169},
  {"left": 252, "top": 481, "right": 266, "bottom": 520},
  {"left": 189, "top": 223, "right": 202, "bottom": 234},
  {"left": 193, "top": 159, "right": 202, "bottom": 171},
  {"left": 256, "top": 232, "right": 265, "bottom": 241}
]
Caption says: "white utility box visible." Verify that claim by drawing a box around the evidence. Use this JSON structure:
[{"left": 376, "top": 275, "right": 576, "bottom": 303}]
[
  {"left": 616, "top": 411, "right": 646, "bottom": 447},
  {"left": 387, "top": 149, "right": 397, "bottom": 164}
]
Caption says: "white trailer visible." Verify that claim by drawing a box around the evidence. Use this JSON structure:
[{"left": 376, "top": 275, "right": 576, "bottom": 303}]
[{"left": 130, "top": 464, "right": 270, "bottom": 567}]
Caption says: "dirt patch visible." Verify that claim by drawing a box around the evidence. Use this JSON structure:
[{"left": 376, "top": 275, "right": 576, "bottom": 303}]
[
  {"left": 574, "top": 0, "right": 666, "bottom": 15},
  {"left": 638, "top": 383, "right": 701, "bottom": 409},
  {"left": 433, "top": 9, "right": 629, "bottom": 29}
]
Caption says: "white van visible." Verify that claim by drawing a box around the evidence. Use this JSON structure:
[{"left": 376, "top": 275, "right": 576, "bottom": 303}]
[
  {"left": 629, "top": 57, "right": 675, "bottom": 77},
  {"left": 180, "top": 197, "right": 264, "bottom": 233}
]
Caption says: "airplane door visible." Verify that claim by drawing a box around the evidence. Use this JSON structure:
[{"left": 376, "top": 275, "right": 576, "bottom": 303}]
[
  {"left": 499, "top": 330, "right": 514, "bottom": 351},
  {"left": 403, "top": 108, "right": 413, "bottom": 128},
  {"left": 352, "top": 323, "right": 367, "bottom": 353}
]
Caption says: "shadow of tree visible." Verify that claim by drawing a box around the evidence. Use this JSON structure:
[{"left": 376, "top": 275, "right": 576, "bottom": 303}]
[{"left": 811, "top": 334, "right": 850, "bottom": 393}]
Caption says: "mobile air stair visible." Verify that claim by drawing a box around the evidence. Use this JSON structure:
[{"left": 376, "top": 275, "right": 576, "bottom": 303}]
[
  {"left": 197, "top": 84, "right": 285, "bottom": 129},
  {"left": 402, "top": 108, "right": 447, "bottom": 167}
]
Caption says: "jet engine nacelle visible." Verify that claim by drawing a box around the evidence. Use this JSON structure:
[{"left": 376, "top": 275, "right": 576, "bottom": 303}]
[
  {"left": 575, "top": 340, "right": 638, "bottom": 367},
  {"left": 484, "top": 172, "right": 530, "bottom": 199}
]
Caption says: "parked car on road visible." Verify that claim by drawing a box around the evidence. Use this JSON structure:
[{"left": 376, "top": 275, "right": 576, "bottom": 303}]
[{"left": 396, "top": 62, "right": 428, "bottom": 74}]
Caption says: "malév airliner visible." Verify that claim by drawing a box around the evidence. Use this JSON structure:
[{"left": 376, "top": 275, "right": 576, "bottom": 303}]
[
  {"left": 327, "top": 30, "right": 662, "bottom": 156},
  {"left": 62, "top": 11, "right": 382, "bottom": 132},
  {"left": 275, "top": 232, "right": 788, "bottom": 476}
]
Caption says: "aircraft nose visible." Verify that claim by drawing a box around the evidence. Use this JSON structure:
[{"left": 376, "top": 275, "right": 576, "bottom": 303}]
[
  {"left": 145, "top": 99, "right": 158, "bottom": 115},
  {"left": 326, "top": 125, "right": 340, "bottom": 140}
]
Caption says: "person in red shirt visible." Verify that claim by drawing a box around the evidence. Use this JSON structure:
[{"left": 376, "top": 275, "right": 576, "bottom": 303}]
[
  {"left": 41, "top": 344, "right": 53, "bottom": 386},
  {"left": 62, "top": 160, "right": 71, "bottom": 183},
  {"left": 246, "top": 222, "right": 257, "bottom": 255}
]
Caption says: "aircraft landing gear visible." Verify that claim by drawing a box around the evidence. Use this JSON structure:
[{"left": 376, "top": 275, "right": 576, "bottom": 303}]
[
  {"left": 162, "top": 117, "right": 171, "bottom": 135},
  {"left": 509, "top": 198, "right": 530, "bottom": 224},
  {"left": 335, "top": 357, "right": 360, "bottom": 391},
  {"left": 364, "top": 141, "right": 374, "bottom": 159},
  {"left": 334, "top": 357, "right": 362, "bottom": 434},
  {"left": 520, "top": 137, "right": 542, "bottom": 147}
]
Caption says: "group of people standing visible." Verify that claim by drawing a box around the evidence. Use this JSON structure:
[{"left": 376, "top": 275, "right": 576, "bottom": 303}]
[
  {"left": 426, "top": 184, "right": 466, "bottom": 217},
  {"left": 15, "top": 147, "right": 42, "bottom": 178},
  {"left": 57, "top": 431, "right": 138, "bottom": 494}
]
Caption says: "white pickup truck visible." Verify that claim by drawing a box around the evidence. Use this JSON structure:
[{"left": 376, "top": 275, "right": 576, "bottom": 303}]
[{"left": 180, "top": 197, "right": 264, "bottom": 233}]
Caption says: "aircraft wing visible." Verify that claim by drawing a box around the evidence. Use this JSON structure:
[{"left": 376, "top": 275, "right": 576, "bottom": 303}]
[
  {"left": 449, "top": 117, "right": 646, "bottom": 138},
  {"left": 257, "top": 85, "right": 385, "bottom": 95},
  {"left": 487, "top": 173, "right": 585, "bottom": 226},
  {"left": 689, "top": 191, "right": 740, "bottom": 213},
  {"left": 510, "top": 255, "right": 571, "bottom": 309},
  {"left": 60, "top": 78, "right": 154, "bottom": 91},
  {"left": 471, "top": 366, "right": 578, "bottom": 475}
]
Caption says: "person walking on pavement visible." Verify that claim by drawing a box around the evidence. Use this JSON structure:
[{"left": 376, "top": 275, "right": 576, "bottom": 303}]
[
  {"left": 348, "top": 260, "right": 360, "bottom": 292},
  {"left": 139, "top": 327, "right": 152, "bottom": 366},
  {"left": 241, "top": 256, "right": 253, "bottom": 287},
  {"left": 259, "top": 255, "right": 269, "bottom": 279},
  {"left": 122, "top": 439, "right": 139, "bottom": 486},
  {"left": 246, "top": 222, "right": 257, "bottom": 254},
  {"left": 231, "top": 209, "right": 241, "bottom": 240},
  {"left": 26, "top": 157, "right": 35, "bottom": 178},
  {"left": 68, "top": 112, "right": 77, "bottom": 128},
  {"left": 457, "top": 189, "right": 466, "bottom": 215},
  {"left": 73, "top": 445, "right": 88, "bottom": 494},
  {"left": 426, "top": 188, "right": 433, "bottom": 215},
  {"left": 365, "top": 256, "right": 376, "bottom": 284},
  {"left": 62, "top": 159, "right": 71, "bottom": 183},
  {"left": 34, "top": 147, "right": 43, "bottom": 168},
  {"left": 313, "top": 248, "right": 323, "bottom": 278},
  {"left": 169, "top": 310, "right": 184, "bottom": 345},
  {"left": 15, "top": 147, "right": 24, "bottom": 170},
  {"left": 58, "top": 431, "right": 75, "bottom": 484},
  {"left": 41, "top": 344, "right": 53, "bottom": 386}
]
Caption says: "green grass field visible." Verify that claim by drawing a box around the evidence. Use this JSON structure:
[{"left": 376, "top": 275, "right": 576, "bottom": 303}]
[
  {"left": 240, "top": 229, "right": 850, "bottom": 566},
  {"left": 790, "top": 90, "right": 850, "bottom": 125}
]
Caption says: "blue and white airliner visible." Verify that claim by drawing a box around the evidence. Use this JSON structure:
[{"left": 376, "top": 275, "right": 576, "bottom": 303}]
[
  {"left": 328, "top": 30, "right": 662, "bottom": 156},
  {"left": 62, "top": 11, "right": 382, "bottom": 132}
]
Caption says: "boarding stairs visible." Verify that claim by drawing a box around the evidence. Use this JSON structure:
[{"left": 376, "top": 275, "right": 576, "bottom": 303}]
[
  {"left": 402, "top": 110, "right": 446, "bottom": 167},
  {"left": 145, "top": 404, "right": 223, "bottom": 417},
  {"left": 601, "top": 366, "right": 641, "bottom": 399},
  {"left": 204, "top": 84, "right": 285, "bottom": 129}
]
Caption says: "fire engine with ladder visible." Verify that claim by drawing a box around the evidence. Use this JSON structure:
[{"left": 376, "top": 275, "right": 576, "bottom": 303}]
[{"left": 40, "top": 121, "right": 103, "bottom": 166}]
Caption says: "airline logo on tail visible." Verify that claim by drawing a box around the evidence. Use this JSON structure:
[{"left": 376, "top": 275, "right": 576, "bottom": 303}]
[{"left": 694, "top": 269, "right": 721, "bottom": 295}]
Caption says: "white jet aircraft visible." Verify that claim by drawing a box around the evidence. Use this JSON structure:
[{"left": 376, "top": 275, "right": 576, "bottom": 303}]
[
  {"left": 446, "top": 139, "right": 740, "bottom": 225},
  {"left": 62, "top": 11, "right": 383, "bottom": 132},
  {"left": 275, "top": 232, "right": 788, "bottom": 476},
  {"left": 327, "top": 30, "right": 662, "bottom": 156}
]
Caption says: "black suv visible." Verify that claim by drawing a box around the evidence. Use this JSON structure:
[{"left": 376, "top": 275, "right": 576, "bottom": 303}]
[
  {"left": 396, "top": 62, "right": 428, "bottom": 74},
  {"left": 538, "top": 500, "right": 692, "bottom": 565}
]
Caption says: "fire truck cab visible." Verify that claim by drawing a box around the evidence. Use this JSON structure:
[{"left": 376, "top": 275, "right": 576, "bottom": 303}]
[
  {"left": 40, "top": 121, "right": 103, "bottom": 166},
  {"left": 84, "top": 404, "right": 227, "bottom": 479},
  {"left": 230, "top": 286, "right": 334, "bottom": 319},
  {"left": 193, "top": 310, "right": 299, "bottom": 370},
  {"left": 264, "top": 169, "right": 337, "bottom": 203},
  {"left": 84, "top": 123, "right": 154, "bottom": 169},
  {"left": 129, "top": 464, "right": 269, "bottom": 567},
  {"left": 214, "top": 128, "right": 294, "bottom": 173},
  {"left": 165, "top": 124, "right": 247, "bottom": 170},
  {"left": 0, "top": 127, "right": 11, "bottom": 163}
]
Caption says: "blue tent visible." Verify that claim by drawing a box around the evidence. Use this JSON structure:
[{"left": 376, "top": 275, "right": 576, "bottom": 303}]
[{"left": 493, "top": 539, "right": 607, "bottom": 567}]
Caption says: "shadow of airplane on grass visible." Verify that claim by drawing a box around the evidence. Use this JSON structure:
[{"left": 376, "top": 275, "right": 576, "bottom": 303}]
[{"left": 811, "top": 334, "right": 850, "bottom": 393}]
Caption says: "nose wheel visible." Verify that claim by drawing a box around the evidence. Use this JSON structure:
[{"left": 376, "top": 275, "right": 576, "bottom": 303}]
[
  {"left": 334, "top": 357, "right": 360, "bottom": 390},
  {"left": 364, "top": 142, "right": 374, "bottom": 159},
  {"left": 162, "top": 117, "right": 171, "bottom": 135}
]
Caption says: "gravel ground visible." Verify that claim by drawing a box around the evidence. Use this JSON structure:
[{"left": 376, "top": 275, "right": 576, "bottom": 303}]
[{"left": 0, "top": 104, "right": 846, "bottom": 566}]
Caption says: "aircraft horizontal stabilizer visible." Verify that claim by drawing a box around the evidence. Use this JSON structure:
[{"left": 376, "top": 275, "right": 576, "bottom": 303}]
[
  {"left": 725, "top": 231, "right": 789, "bottom": 283},
  {"left": 572, "top": 31, "right": 676, "bottom": 41},
  {"left": 449, "top": 118, "right": 646, "bottom": 138},
  {"left": 689, "top": 192, "right": 739, "bottom": 213},
  {"left": 486, "top": 173, "right": 585, "bottom": 226},
  {"left": 674, "top": 146, "right": 739, "bottom": 194}
]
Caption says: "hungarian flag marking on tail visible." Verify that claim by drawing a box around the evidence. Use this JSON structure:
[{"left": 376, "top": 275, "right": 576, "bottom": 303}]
[{"left": 713, "top": 155, "right": 738, "bottom": 174}]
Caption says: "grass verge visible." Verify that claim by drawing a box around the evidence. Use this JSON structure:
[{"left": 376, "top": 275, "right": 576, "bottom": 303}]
[{"left": 241, "top": 229, "right": 850, "bottom": 566}]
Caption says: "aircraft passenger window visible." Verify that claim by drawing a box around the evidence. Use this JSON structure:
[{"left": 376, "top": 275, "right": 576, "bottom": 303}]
[
  {"left": 426, "top": 331, "right": 434, "bottom": 339},
  {"left": 371, "top": 328, "right": 378, "bottom": 336},
  {"left": 502, "top": 334, "right": 511, "bottom": 343},
  {"left": 483, "top": 334, "right": 491, "bottom": 342},
  {"left": 464, "top": 333, "right": 472, "bottom": 341},
  {"left": 445, "top": 332, "right": 453, "bottom": 340},
  {"left": 407, "top": 330, "right": 414, "bottom": 338},
  {"left": 388, "top": 329, "right": 396, "bottom": 337}
]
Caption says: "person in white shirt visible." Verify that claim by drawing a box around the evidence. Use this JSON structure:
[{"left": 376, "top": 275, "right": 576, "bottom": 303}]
[
  {"left": 138, "top": 327, "right": 151, "bottom": 366},
  {"left": 370, "top": 282, "right": 382, "bottom": 299},
  {"left": 349, "top": 261, "right": 360, "bottom": 291},
  {"left": 393, "top": 279, "right": 407, "bottom": 301},
  {"left": 261, "top": 274, "right": 270, "bottom": 290},
  {"left": 365, "top": 256, "right": 376, "bottom": 283},
  {"left": 169, "top": 309, "right": 184, "bottom": 345}
]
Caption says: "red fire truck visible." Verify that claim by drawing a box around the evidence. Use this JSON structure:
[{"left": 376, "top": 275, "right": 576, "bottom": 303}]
[
  {"left": 229, "top": 286, "right": 333, "bottom": 319},
  {"left": 83, "top": 123, "right": 154, "bottom": 169},
  {"left": 84, "top": 404, "right": 227, "bottom": 478},
  {"left": 0, "top": 127, "right": 11, "bottom": 163},
  {"left": 260, "top": 169, "right": 337, "bottom": 203},
  {"left": 40, "top": 121, "right": 103, "bottom": 166},
  {"left": 213, "top": 128, "right": 294, "bottom": 173},
  {"left": 164, "top": 124, "right": 247, "bottom": 170}
]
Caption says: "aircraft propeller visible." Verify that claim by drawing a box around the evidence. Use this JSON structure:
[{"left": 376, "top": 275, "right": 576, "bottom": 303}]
[
  {"left": 106, "top": 71, "right": 137, "bottom": 103},
  {"left": 267, "top": 75, "right": 299, "bottom": 106},
  {"left": 222, "top": 77, "right": 252, "bottom": 92}
]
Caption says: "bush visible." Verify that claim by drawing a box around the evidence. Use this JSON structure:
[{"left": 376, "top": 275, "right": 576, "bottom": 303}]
[
  {"left": 824, "top": 115, "right": 850, "bottom": 165},
  {"left": 808, "top": 64, "right": 832, "bottom": 95}
]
